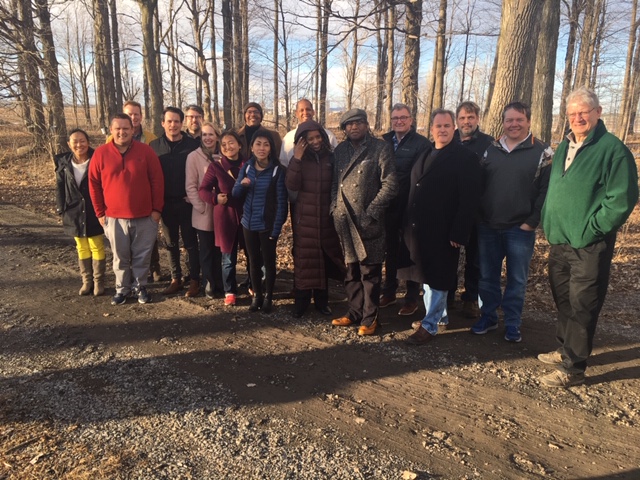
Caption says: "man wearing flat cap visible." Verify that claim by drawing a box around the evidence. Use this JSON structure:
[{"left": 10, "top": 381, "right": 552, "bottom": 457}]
[
  {"left": 330, "top": 108, "right": 398, "bottom": 336},
  {"left": 237, "top": 102, "right": 282, "bottom": 159}
]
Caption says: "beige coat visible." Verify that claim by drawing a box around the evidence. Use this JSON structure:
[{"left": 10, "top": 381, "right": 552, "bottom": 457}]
[{"left": 185, "top": 148, "right": 214, "bottom": 231}]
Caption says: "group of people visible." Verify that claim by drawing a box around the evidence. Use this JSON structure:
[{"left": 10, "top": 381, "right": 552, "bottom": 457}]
[{"left": 54, "top": 86, "right": 638, "bottom": 388}]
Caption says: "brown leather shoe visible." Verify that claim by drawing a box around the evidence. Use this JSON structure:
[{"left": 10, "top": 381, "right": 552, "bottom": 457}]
[
  {"left": 162, "top": 278, "right": 183, "bottom": 295},
  {"left": 462, "top": 301, "right": 479, "bottom": 318},
  {"left": 331, "top": 316, "right": 354, "bottom": 326},
  {"left": 405, "top": 326, "right": 435, "bottom": 345},
  {"left": 185, "top": 279, "right": 200, "bottom": 297},
  {"left": 358, "top": 319, "right": 378, "bottom": 336},
  {"left": 398, "top": 302, "right": 419, "bottom": 316},
  {"left": 379, "top": 295, "right": 397, "bottom": 308}
]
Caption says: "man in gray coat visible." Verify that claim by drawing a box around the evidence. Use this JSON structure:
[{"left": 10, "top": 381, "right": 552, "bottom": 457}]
[{"left": 330, "top": 109, "right": 398, "bottom": 336}]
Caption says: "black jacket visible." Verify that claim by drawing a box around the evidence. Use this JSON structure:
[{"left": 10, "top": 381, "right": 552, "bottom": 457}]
[
  {"left": 54, "top": 149, "right": 103, "bottom": 238},
  {"left": 454, "top": 127, "right": 493, "bottom": 158},
  {"left": 150, "top": 134, "right": 200, "bottom": 202},
  {"left": 382, "top": 127, "right": 431, "bottom": 192}
]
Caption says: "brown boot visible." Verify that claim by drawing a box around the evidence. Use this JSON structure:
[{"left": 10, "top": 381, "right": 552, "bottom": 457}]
[
  {"left": 93, "top": 258, "right": 106, "bottom": 296},
  {"left": 162, "top": 278, "right": 183, "bottom": 295},
  {"left": 78, "top": 258, "right": 93, "bottom": 295},
  {"left": 185, "top": 279, "right": 200, "bottom": 297}
]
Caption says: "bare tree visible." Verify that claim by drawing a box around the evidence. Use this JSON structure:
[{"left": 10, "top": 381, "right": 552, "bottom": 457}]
[
  {"left": 617, "top": 0, "right": 640, "bottom": 140},
  {"left": 209, "top": 0, "right": 221, "bottom": 125},
  {"left": 573, "top": 0, "right": 605, "bottom": 89},
  {"left": 483, "top": 0, "right": 543, "bottom": 138},
  {"left": 108, "top": 0, "right": 123, "bottom": 107},
  {"left": 344, "top": 0, "right": 361, "bottom": 110},
  {"left": 383, "top": 2, "right": 395, "bottom": 129},
  {"left": 531, "top": 0, "right": 560, "bottom": 143},
  {"left": 93, "top": 0, "right": 117, "bottom": 128}
]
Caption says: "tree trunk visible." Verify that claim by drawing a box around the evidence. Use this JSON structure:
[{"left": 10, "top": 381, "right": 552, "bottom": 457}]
[
  {"left": 619, "top": 0, "right": 640, "bottom": 140},
  {"left": 573, "top": 0, "right": 604, "bottom": 89},
  {"left": 93, "top": 0, "right": 117, "bottom": 128},
  {"left": 318, "top": 0, "right": 330, "bottom": 124},
  {"left": 188, "top": 0, "right": 212, "bottom": 119},
  {"left": 241, "top": 0, "right": 249, "bottom": 110},
  {"left": 136, "top": 0, "right": 163, "bottom": 135},
  {"left": 75, "top": 25, "right": 92, "bottom": 126},
  {"left": 373, "top": 0, "right": 387, "bottom": 131},
  {"left": 345, "top": 0, "right": 360, "bottom": 111},
  {"left": 210, "top": 0, "right": 220, "bottom": 125},
  {"left": 17, "top": 0, "right": 46, "bottom": 144},
  {"left": 384, "top": 3, "right": 395, "bottom": 130},
  {"left": 401, "top": 0, "right": 421, "bottom": 117},
  {"left": 554, "top": 0, "right": 581, "bottom": 138},
  {"left": 108, "top": 0, "right": 123, "bottom": 108},
  {"left": 222, "top": 0, "right": 233, "bottom": 128},
  {"left": 484, "top": 0, "right": 544, "bottom": 138},
  {"left": 35, "top": 0, "right": 68, "bottom": 154},
  {"left": 273, "top": 0, "right": 279, "bottom": 129},
  {"left": 531, "top": 0, "right": 560, "bottom": 143},
  {"left": 425, "top": 0, "right": 447, "bottom": 125},
  {"left": 232, "top": 0, "right": 243, "bottom": 125},
  {"left": 483, "top": 39, "right": 499, "bottom": 118}
]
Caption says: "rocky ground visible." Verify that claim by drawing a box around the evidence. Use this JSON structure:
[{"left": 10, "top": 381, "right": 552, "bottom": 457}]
[{"left": 1, "top": 127, "right": 639, "bottom": 479}]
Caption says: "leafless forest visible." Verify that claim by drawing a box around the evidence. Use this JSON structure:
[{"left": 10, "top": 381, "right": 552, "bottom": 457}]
[{"left": 1, "top": 0, "right": 640, "bottom": 152}]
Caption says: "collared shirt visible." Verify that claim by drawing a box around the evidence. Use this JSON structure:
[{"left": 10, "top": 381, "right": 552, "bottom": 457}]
[
  {"left": 564, "top": 132, "right": 584, "bottom": 172},
  {"left": 499, "top": 132, "right": 532, "bottom": 153}
]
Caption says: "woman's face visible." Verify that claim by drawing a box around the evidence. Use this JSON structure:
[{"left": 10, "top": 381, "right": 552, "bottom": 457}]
[
  {"left": 220, "top": 134, "right": 240, "bottom": 160},
  {"left": 68, "top": 132, "right": 89, "bottom": 159},
  {"left": 201, "top": 125, "right": 218, "bottom": 150},
  {"left": 305, "top": 130, "right": 324, "bottom": 152},
  {"left": 251, "top": 136, "right": 271, "bottom": 162}
]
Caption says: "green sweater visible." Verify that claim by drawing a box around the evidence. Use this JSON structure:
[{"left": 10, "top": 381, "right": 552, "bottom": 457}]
[{"left": 542, "top": 120, "right": 638, "bottom": 248}]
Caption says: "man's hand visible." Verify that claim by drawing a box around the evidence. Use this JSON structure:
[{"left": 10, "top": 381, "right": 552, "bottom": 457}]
[
  {"left": 520, "top": 223, "right": 535, "bottom": 232},
  {"left": 241, "top": 177, "right": 251, "bottom": 186},
  {"left": 98, "top": 216, "right": 106, "bottom": 227},
  {"left": 151, "top": 210, "right": 161, "bottom": 223},
  {"left": 450, "top": 241, "right": 461, "bottom": 248}
]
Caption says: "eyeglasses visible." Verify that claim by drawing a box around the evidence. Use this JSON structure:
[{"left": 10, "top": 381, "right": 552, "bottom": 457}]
[
  {"left": 391, "top": 115, "right": 410, "bottom": 122},
  {"left": 246, "top": 109, "right": 261, "bottom": 115},
  {"left": 567, "top": 108, "right": 595, "bottom": 120}
]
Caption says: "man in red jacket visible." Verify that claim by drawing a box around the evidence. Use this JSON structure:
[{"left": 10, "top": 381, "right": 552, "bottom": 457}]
[{"left": 89, "top": 114, "right": 164, "bottom": 305}]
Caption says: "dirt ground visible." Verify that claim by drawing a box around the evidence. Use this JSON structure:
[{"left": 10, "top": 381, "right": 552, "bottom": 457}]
[{"left": 1, "top": 127, "right": 640, "bottom": 479}]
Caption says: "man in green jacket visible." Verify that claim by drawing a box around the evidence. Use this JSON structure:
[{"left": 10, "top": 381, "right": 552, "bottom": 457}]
[{"left": 539, "top": 87, "right": 638, "bottom": 388}]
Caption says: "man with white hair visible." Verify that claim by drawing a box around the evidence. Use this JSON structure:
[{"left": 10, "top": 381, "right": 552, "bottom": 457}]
[{"left": 539, "top": 87, "right": 638, "bottom": 388}]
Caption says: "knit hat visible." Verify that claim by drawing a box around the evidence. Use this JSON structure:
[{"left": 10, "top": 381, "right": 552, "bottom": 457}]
[
  {"left": 244, "top": 102, "right": 263, "bottom": 120},
  {"left": 339, "top": 108, "right": 368, "bottom": 129}
]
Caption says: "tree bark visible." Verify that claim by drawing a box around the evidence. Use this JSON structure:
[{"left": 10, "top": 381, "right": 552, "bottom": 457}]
[
  {"left": 273, "top": 0, "right": 279, "bottom": 128},
  {"left": 210, "top": 0, "right": 220, "bottom": 125},
  {"left": 136, "top": 0, "right": 163, "bottom": 135},
  {"left": 384, "top": 3, "right": 395, "bottom": 130},
  {"left": 483, "top": 0, "right": 543, "bottom": 138},
  {"left": 373, "top": 0, "right": 387, "bottom": 131},
  {"left": 425, "top": 0, "right": 447, "bottom": 125},
  {"left": 35, "top": 0, "right": 68, "bottom": 154},
  {"left": 222, "top": 0, "right": 233, "bottom": 128},
  {"left": 401, "top": 0, "right": 421, "bottom": 117},
  {"left": 554, "top": 0, "right": 581, "bottom": 138},
  {"left": 318, "top": 0, "right": 330, "bottom": 124},
  {"left": 93, "top": 0, "right": 117, "bottom": 128},
  {"left": 531, "top": 0, "right": 560, "bottom": 143},
  {"left": 108, "top": 0, "right": 123, "bottom": 108}
]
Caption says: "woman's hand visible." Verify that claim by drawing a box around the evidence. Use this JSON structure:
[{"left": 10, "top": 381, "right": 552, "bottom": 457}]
[
  {"left": 241, "top": 177, "right": 251, "bottom": 187},
  {"left": 217, "top": 193, "right": 228, "bottom": 205},
  {"left": 293, "top": 138, "right": 307, "bottom": 160}
]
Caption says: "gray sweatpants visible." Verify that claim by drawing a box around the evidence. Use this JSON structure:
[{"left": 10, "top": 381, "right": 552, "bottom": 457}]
[{"left": 103, "top": 216, "right": 159, "bottom": 294}]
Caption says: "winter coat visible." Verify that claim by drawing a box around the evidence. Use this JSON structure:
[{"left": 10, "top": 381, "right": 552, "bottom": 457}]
[
  {"left": 398, "top": 141, "right": 481, "bottom": 290},
  {"left": 542, "top": 119, "right": 639, "bottom": 248},
  {"left": 232, "top": 158, "right": 288, "bottom": 239},
  {"left": 199, "top": 154, "right": 246, "bottom": 253},
  {"left": 286, "top": 143, "right": 345, "bottom": 290},
  {"left": 185, "top": 148, "right": 214, "bottom": 232},
  {"left": 330, "top": 135, "right": 398, "bottom": 264},
  {"left": 54, "top": 149, "right": 103, "bottom": 238}
]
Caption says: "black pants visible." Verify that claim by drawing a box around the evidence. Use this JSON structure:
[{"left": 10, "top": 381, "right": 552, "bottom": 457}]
[
  {"left": 548, "top": 234, "right": 616, "bottom": 374},
  {"left": 196, "top": 229, "right": 223, "bottom": 291},
  {"left": 161, "top": 200, "right": 199, "bottom": 280},
  {"left": 345, "top": 262, "right": 382, "bottom": 326},
  {"left": 243, "top": 228, "right": 276, "bottom": 298}
]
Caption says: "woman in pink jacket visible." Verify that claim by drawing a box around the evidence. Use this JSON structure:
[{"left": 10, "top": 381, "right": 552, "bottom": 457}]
[
  {"left": 185, "top": 122, "right": 224, "bottom": 298},
  {"left": 198, "top": 130, "right": 247, "bottom": 306}
]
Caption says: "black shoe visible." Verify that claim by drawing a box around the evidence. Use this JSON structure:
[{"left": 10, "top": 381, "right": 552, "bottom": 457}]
[
  {"left": 316, "top": 305, "right": 332, "bottom": 315},
  {"left": 111, "top": 293, "right": 128, "bottom": 306},
  {"left": 292, "top": 309, "right": 304, "bottom": 318},
  {"left": 262, "top": 296, "right": 273, "bottom": 314},
  {"left": 249, "top": 295, "right": 263, "bottom": 312},
  {"left": 136, "top": 286, "right": 151, "bottom": 304}
]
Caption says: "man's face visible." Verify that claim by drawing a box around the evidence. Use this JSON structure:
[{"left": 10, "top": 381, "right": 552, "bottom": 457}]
[
  {"left": 344, "top": 119, "right": 368, "bottom": 143},
  {"left": 123, "top": 105, "right": 142, "bottom": 129},
  {"left": 296, "top": 101, "right": 315, "bottom": 123},
  {"left": 391, "top": 108, "right": 413, "bottom": 137},
  {"left": 185, "top": 108, "right": 203, "bottom": 134},
  {"left": 245, "top": 107, "right": 262, "bottom": 127},
  {"left": 456, "top": 108, "right": 479, "bottom": 138},
  {"left": 305, "top": 130, "right": 324, "bottom": 152},
  {"left": 430, "top": 113, "right": 455, "bottom": 149},
  {"left": 110, "top": 118, "right": 133, "bottom": 147},
  {"left": 567, "top": 100, "right": 601, "bottom": 141},
  {"left": 502, "top": 108, "right": 531, "bottom": 143},
  {"left": 162, "top": 112, "right": 183, "bottom": 140}
]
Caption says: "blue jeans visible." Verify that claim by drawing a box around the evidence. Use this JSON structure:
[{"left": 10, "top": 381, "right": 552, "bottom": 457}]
[
  {"left": 221, "top": 244, "right": 238, "bottom": 294},
  {"left": 478, "top": 224, "right": 535, "bottom": 328},
  {"left": 420, "top": 285, "right": 448, "bottom": 335}
]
